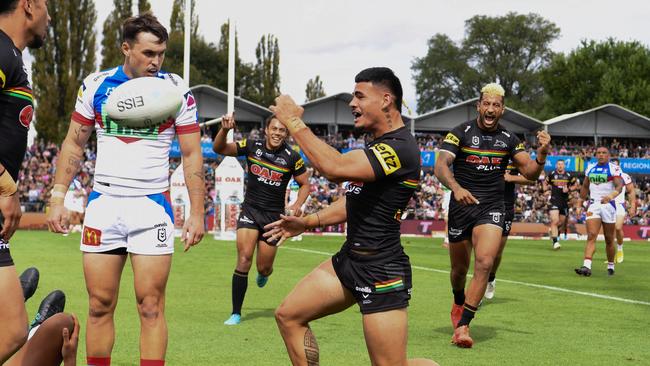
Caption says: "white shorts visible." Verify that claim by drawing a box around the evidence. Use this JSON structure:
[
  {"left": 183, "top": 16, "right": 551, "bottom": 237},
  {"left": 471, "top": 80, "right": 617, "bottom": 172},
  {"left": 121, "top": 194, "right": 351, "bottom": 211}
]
[
  {"left": 80, "top": 191, "right": 175, "bottom": 255},
  {"left": 442, "top": 191, "right": 452, "bottom": 214},
  {"left": 615, "top": 202, "right": 626, "bottom": 217},
  {"left": 586, "top": 202, "right": 617, "bottom": 224}
]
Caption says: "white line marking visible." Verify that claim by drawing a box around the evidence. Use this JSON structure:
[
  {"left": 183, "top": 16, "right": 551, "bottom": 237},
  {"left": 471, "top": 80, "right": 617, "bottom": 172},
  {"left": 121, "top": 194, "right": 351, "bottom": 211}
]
[{"left": 282, "top": 246, "right": 650, "bottom": 307}]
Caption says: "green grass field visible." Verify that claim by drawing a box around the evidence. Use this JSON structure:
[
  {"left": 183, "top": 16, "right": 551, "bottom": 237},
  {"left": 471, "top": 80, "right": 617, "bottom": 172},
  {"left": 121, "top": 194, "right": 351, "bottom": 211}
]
[{"left": 11, "top": 231, "right": 650, "bottom": 365}]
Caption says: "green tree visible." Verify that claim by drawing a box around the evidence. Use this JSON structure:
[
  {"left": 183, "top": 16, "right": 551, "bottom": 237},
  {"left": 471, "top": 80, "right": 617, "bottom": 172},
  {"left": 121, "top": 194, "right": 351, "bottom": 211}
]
[
  {"left": 250, "top": 34, "right": 280, "bottom": 106},
  {"left": 412, "top": 12, "right": 560, "bottom": 115},
  {"left": 541, "top": 39, "right": 650, "bottom": 119},
  {"left": 32, "top": 0, "right": 97, "bottom": 142},
  {"left": 100, "top": 0, "right": 132, "bottom": 70},
  {"left": 169, "top": 0, "right": 198, "bottom": 36},
  {"left": 213, "top": 22, "right": 257, "bottom": 99},
  {"left": 137, "top": 0, "right": 151, "bottom": 13},
  {"left": 305, "top": 75, "right": 326, "bottom": 102}
]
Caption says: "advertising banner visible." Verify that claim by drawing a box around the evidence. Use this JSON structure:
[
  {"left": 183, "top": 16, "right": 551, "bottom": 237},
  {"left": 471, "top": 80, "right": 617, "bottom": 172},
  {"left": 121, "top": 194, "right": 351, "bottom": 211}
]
[
  {"left": 170, "top": 164, "right": 190, "bottom": 234},
  {"left": 213, "top": 156, "right": 245, "bottom": 240}
]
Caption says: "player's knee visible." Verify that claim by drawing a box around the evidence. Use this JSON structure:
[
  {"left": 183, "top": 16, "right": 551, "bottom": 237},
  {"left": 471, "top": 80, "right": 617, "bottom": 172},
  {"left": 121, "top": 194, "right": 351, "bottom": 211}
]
[
  {"left": 236, "top": 255, "right": 253, "bottom": 270},
  {"left": 88, "top": 295, "right": 116, "bottom": 320},
  {"left": 257, "top": 264, "right": 273, "bottom": 277},
  {"left": 274, "top": 303, "right": 298, "bottom": 328},
  {"left": 137, "top": 295, "right": 163, "bottom": 322},
  {"left": 474, "top": 256, "right": 494, "bottom": 273}
]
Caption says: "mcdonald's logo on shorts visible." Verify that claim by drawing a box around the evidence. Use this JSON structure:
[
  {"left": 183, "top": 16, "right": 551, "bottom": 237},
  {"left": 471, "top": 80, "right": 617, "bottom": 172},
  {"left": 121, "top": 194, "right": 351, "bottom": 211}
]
[{"left": 82, "top": 226, "right": 102, "bottom": 246}]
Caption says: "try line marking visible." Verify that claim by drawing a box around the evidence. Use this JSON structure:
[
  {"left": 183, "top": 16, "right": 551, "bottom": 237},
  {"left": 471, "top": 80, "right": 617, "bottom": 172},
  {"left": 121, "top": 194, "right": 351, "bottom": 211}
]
[{"left": 281, "top": 246, "right": 650, "bottom": 307}]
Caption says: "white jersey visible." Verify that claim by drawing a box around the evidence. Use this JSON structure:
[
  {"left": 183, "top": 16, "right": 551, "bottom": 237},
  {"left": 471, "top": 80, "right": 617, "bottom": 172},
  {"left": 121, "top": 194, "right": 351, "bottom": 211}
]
[
  {"left": 286, "top": 178, "right": 300, "bottom": 206},
  {"left": 585, "top": 162, "right": 622, "bottom": 203},
  {"left": 614, "top": 172, "right": 632, "bottom": 204},
  {"left": 72, "top": 66, "right": 198, "bottom": 196}
]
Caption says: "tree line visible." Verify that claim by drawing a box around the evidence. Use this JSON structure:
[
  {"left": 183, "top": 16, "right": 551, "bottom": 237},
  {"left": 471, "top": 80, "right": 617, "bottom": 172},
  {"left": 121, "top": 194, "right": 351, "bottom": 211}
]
[{"left": 31, "top": 2, "right": 650, "bottom": 142}]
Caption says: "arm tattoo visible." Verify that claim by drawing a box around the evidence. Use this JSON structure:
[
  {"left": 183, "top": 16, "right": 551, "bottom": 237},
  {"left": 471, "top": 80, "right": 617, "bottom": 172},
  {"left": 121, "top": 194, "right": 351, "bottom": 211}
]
[
  {"left": 191, "top": 171, "right": 205, "bottom": 181},
  {"left": 304, "top": 327, "right": 319, "bottom": 366}
]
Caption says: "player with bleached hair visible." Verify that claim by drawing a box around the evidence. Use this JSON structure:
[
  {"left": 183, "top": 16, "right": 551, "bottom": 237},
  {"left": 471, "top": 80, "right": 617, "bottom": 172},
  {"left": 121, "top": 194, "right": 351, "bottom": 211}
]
[{"left": 435, "top": 83, "right": 551, "bottom": 347}]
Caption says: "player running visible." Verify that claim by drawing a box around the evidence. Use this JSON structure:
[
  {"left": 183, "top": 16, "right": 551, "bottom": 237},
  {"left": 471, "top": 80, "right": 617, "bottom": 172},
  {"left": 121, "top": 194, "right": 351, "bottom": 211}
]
[
  {"left": 484, "top": 163, "right": 534, "bottom": 300},
  {"left": 213, "top": 113, "right": 310, "bottom": 326},
  {"left": 47, "top": 13, "right": 204, "bottom": 366},
  {"left": 434, "top": 83, "right": 550, "bottom": 348},
  {"left": 575, "top": 147, "right": 623, "bottom": 277},
  {"left": 0, "top": 0, "right": 50, "bottom": 362},
  {"left": 544, "top": 160, "right": 578, "bottom": 249},
  {"left": 611, "top": 158, "right": 635, "bottom": 263},
  {"left": 265, "top": 68, "right": 436, "bottom": 366}
]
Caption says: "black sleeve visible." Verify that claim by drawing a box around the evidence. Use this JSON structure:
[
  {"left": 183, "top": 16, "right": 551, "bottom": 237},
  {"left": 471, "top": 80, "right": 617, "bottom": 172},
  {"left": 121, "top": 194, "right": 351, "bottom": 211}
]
[
  {"left": 235, "top": 138, "right": 250, "bottom": 157},
  {"left": 440, "top": 124, "right": 466, "bottom": 157},
  {"left": 365, "top": 138, "right": 413, "bottom": 180},
  {"left": 292, "top": 151, "right": 307, "bottom": 177},
  {"left": 0, "top": 46, "right": 17, "bottom": 90},
  {"left": 509, "top": 134, "right": 526, "bottom": 157}
]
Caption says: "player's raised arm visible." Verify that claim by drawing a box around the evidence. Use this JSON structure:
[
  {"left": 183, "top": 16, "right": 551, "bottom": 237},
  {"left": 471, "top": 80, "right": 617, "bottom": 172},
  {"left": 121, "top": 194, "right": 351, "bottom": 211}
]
[
  {"left": 212, "top": 113, "right": 239, "bottom": 156},
  {"left": 512, "top": 130, "right": 551, "bottom": 181},
  {"left": 504, "top": 169, "right": 535, "bottom": 185},
  {"left": 47, "top": 120, "right": 94, "bottom": 233},
  {"left": 269, "top": 96, "right": 375, "bottom": 183}
]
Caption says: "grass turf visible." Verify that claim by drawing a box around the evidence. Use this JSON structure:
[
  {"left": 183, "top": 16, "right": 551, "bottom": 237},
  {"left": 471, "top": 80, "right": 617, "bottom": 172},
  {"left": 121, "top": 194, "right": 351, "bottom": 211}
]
[{"left": 11, "top": 231, "right": 650, "bottom": 365}]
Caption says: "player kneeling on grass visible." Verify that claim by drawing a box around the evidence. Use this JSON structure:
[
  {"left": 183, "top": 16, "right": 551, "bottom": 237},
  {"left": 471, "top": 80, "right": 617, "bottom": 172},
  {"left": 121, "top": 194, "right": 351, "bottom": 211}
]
[
  {"left": 575, "top": 147, "right": 623, "bottom": 277},
  {"left": 47, "top": 13, "right": 204, "bottom": 366},
  {"left": 213, "top": 113, "right": 310, "bottom": 326},
  {"left": 434, "top": 83, "right": 550, "bottom": 348},
  {"left": 265, "top": 67, "right": 437, "bottom": 366}
]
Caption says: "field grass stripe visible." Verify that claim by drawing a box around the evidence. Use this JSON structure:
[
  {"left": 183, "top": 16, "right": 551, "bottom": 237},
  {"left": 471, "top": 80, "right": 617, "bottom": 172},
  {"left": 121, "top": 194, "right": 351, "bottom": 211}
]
[{"left": 283, "top": 246, "right": 650, "bottom": 307}]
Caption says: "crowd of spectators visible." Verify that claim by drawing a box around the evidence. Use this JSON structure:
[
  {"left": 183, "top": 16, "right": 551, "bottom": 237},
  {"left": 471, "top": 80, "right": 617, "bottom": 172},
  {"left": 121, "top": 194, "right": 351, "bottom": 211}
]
[{"left": 16, "top": 135, "right": 650, "bottom": 232}]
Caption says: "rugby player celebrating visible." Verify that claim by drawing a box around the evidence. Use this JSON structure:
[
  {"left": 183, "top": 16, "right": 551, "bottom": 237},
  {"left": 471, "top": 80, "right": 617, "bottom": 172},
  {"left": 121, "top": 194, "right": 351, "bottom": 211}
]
[
  {"left": 544, "top": 160, "right": 578, "bottom": 249},
  {"left": 266, "top": 68, "right": 436, "bottom": 366},
  {"left": 213, "top": 113, "right": 309, "bottom": 326},
  {"left": 434, "top": 83, "right": 551, "bottom": 348},
  {"left": 0, "top": 0, "right": 49, "bottom": 361},
  {"left": 47, "top": 13, "right": 204, "bottom": 366}
]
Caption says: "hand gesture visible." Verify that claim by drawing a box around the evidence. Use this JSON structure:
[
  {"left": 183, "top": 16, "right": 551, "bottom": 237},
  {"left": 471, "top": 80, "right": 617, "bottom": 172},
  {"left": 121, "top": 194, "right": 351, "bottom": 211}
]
[
  {"left": 263, "top": 215, "right": 307, "bottom": 246},
  {"left": 0, "top": 194, "right": 22, "bottom": 241},
  {"left": 453, "top": 187, "right": 480, "bottom": 206},
  {"left": 285, "top": 204, "right": 303, "bottom": 218},
  {"left": 536, "top": 130, "right": 552, "bottom": 156},
  {"left": 182, "top": 212, "right": 205, "bottom": 252},
  {"left": 221, "top": 112, "right": 236, "bottom": 131},
  {"left": 47, "top": 202, "right": 69, "bottom": 235},
  {"left": 270, "top": 95, "right": 304, "bottom": 126},
  {"left": 62, "top": 314, "right": 79, "bottom": 366}
]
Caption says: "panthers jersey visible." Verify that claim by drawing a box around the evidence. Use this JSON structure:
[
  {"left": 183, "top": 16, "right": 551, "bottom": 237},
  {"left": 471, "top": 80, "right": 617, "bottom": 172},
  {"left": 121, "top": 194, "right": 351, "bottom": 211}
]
[
  {"left": 344, "top": 127, "right": 421, "bottom": 252},
  {"left": 585, "top": 162, "right": 622, "bottom": 202},
  {"left": 72, "top": 66, "right": 198, "bottom": 196},
  {"left": 614, "top": 171, "right": 633, "bottom": 204},
  {"left": 440, "top": 120, "right": 525, "bottom": 204},
  {"left": 237, "top": 139, "right": 306, "bottom": 212},
  {"left": 0, "top": 30, "right": 33, "bottom": 181},
  {"left": 545, "top": 170, "right": 576, "bottom": 204}
]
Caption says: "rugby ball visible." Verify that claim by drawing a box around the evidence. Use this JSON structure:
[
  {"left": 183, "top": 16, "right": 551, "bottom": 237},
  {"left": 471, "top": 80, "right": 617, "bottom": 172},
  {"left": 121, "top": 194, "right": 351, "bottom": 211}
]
[{"left": 105, "top": 77, "right": 183, "bottom": 129}]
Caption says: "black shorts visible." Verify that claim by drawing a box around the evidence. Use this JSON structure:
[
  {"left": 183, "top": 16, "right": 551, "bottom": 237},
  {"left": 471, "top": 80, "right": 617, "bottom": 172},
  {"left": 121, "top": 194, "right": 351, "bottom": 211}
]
[
  {"left": 503, "top": 206, "right": 515, "bottom": 237},
  {"left": 448, "top": 200, "right": 505, "bottom": 242},
  {"left": 0, "top": 240, "right": 13, "bottom": 267},
  {"left": 549, "top": 199, "right": 569, "bottom": 216},
  {"left": 332, "top": 247, "right": 412, "bottom": 315},
  {"left": 237, "top": 204, "right": 282, "bottom": 244}
]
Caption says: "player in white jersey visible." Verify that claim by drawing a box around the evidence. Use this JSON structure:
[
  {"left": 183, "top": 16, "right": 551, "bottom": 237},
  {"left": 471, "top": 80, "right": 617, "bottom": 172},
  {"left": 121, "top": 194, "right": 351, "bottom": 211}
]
[
  {"left": 575, "top": 147, "right": 623, "bottom": 277},
  {"left": 611, "top": 158, "right": 636, "bottom": 263},
  {"left": 47, "top": 14, "right": 205, "bottom": 366}
]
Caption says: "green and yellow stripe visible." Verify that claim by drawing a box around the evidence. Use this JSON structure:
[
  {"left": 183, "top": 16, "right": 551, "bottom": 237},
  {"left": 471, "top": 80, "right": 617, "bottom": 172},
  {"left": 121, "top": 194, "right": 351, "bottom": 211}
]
[
  {"left": 248, "top": 156, "right": 289, "bottom": 173},
  {"left": 2, "top": 87, "right": 33, "bottom": 103},
  {"left": 461, "top": 147, "right": 508, "bottom": 157},
  {"left": 375, "top": 278, "right": 404, "bottom": 293},
  {"left": 400, "top": 179, "right": 419, "bottom": 189},
  {"left": 0, "top": 68, "right": 5, "bottom": 88}
]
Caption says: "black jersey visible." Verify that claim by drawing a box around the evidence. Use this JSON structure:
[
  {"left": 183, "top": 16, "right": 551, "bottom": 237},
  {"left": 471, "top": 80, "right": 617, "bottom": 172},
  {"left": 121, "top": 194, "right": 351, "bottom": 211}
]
[
  {"left": 344, "top": 127, "right": 421, "bottom": 252},
  {"left": 237, "top": 139, "right": 306, "bottom": 212},
  {"left": 440, "top": 120, "right": 525, "bottom": 204},
  {"left": 504, "top": 163, "right": 518, "bottom": 210},
  {"left": 0, "top": 30, "right": 33, "bottom": 181},
  {"left": 545, "top": 170, "right": 576, "bottom": 204}
]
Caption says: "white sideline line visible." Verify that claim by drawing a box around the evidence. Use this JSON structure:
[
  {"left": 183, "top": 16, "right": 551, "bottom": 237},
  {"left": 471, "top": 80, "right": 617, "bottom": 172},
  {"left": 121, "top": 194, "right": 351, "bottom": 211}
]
[{"left": 282, "top": 246, "right": 650, "bottom": 307}]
